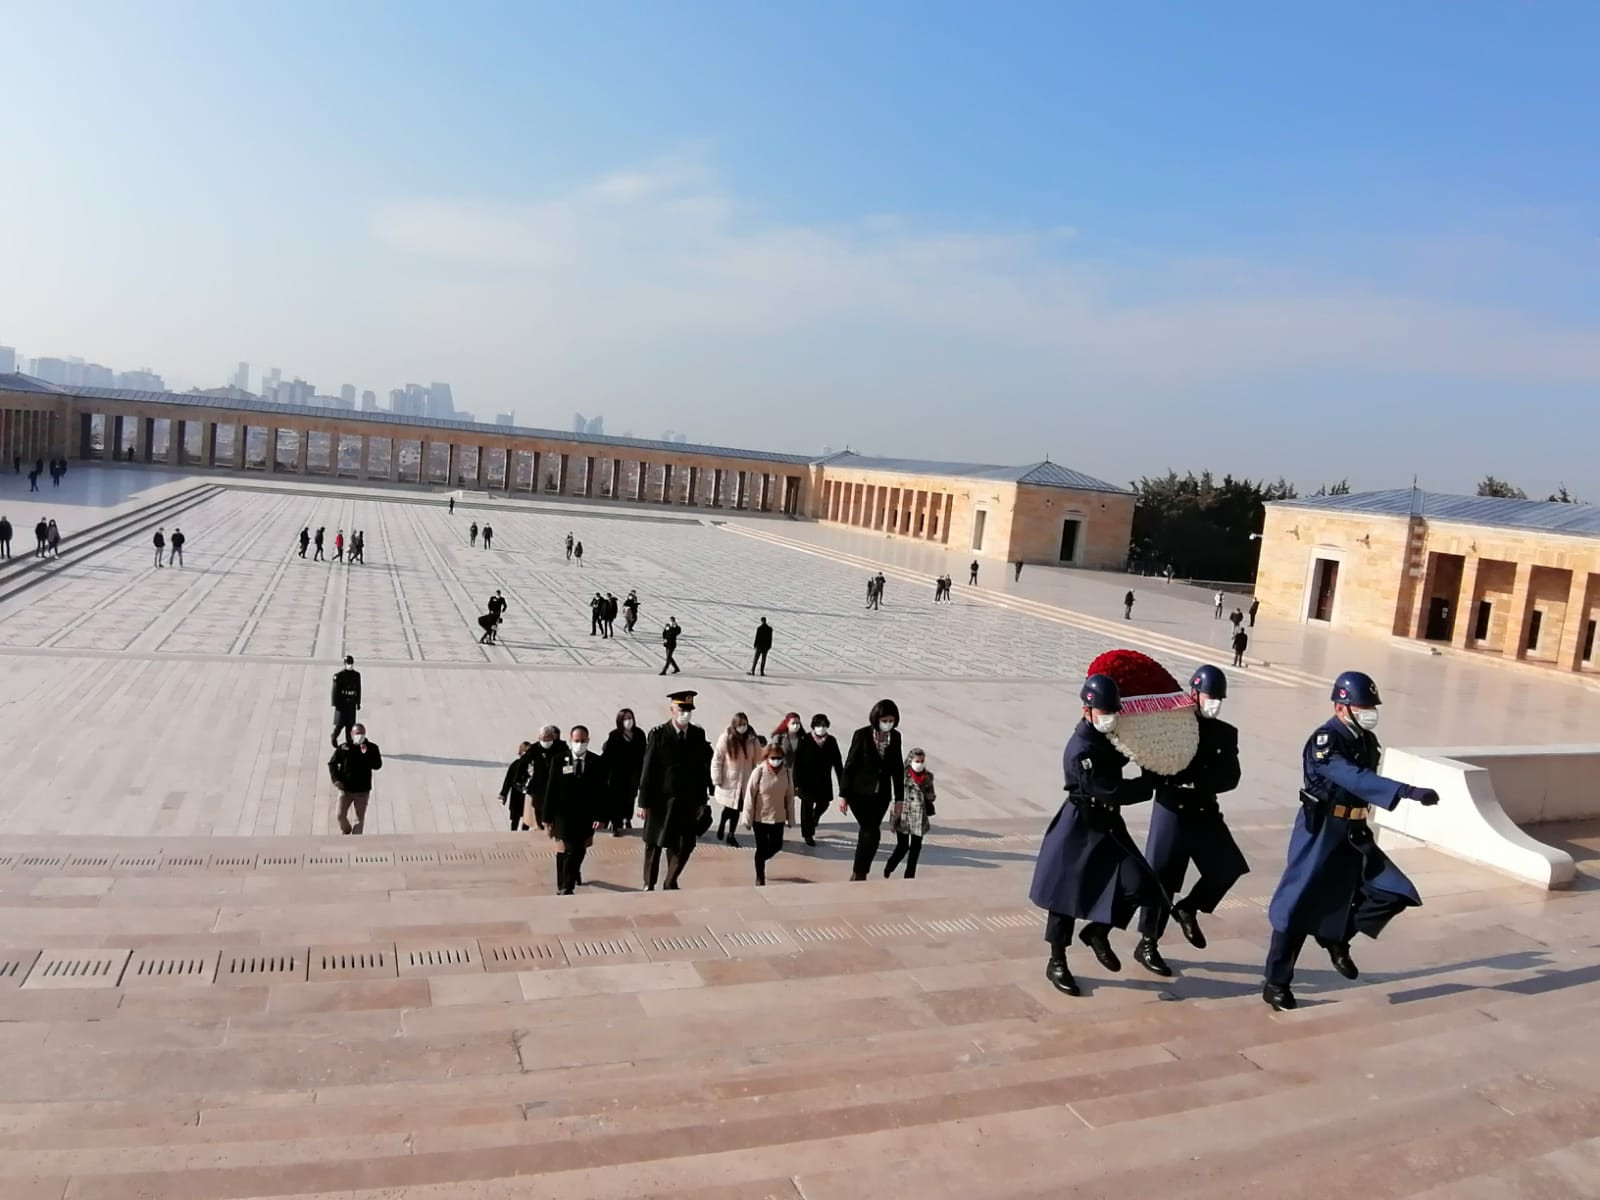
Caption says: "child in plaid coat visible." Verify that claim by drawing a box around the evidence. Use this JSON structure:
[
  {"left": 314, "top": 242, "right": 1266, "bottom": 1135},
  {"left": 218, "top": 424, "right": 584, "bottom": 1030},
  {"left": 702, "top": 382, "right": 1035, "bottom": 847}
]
[{"left": 886, "top": 747, "right": 936, "bottom": 878}]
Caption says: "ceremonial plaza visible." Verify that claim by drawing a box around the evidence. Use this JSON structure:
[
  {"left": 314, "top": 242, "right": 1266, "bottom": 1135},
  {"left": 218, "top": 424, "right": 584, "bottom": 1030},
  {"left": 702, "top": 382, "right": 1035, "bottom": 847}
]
[{"left": 1, "top": 378, "right": 1599, "bottom": 1198}]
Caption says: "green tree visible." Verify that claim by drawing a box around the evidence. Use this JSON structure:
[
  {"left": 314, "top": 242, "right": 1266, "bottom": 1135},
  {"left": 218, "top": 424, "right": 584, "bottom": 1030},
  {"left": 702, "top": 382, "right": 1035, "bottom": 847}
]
[
  {"left": 1128, "top": 471, "right": 1296, "bottom": 582},
  {"left": 1312, "top": 479, "right": 1350, "bottom": 497},
  {"left": 1476, "top": 475, "right": 1527, "bottom": 499},
  {"left": 1547, "top": 484, "right": 1581, "bottom": 504}
]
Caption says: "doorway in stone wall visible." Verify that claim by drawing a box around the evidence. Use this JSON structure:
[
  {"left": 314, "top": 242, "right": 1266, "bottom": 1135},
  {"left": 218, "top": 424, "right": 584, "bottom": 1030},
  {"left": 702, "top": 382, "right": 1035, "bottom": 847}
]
[
  {"left": 971, "top": 510, "right": 987, "bottom": 552},
  {"left": 1058, "top": 518, "right": 1081, "bottom": 564},
  {"left": 1309, "top": 558, "right": 1339, "bottom": 622}
]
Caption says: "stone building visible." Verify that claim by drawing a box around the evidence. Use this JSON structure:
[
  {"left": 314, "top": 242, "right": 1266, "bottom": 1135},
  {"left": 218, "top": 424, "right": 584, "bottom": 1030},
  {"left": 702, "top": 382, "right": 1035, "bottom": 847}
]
[
  {"left": 1256, "top": 488, "right": 1600, "bottom": 675},
  {"left": 0, "top": 374, "right": 1135, "bottom": 568}
]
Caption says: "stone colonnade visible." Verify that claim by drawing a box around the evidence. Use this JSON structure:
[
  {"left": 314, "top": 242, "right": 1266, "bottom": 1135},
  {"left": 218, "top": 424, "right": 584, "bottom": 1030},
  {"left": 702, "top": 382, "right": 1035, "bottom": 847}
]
[{"left": 817, "top": 476, "right": 955, "bottom": 545}]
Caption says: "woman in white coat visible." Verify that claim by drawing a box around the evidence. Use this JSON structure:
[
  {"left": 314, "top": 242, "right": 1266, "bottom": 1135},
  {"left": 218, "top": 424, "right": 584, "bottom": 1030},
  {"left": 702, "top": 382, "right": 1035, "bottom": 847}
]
[{"left": 712, "top": 712, "right": 762, "bottom": 849}]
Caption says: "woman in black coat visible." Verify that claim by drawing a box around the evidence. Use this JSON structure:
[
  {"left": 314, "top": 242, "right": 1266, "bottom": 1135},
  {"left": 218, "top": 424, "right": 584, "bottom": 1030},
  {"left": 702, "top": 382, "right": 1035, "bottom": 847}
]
[
  {"left": 602, "top": 707, "right": 647, "bottom": 835},
  {"left": 840, "top": 698, "right": 904, "bottom": 880}
]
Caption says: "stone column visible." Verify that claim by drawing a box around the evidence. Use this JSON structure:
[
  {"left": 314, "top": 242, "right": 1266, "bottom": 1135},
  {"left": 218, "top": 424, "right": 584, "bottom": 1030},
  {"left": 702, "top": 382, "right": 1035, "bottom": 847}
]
[
  {"left": 202, "top": 422, "right": 217, "bottom": 467},
  {"left": 230, "top": 425, "right": 246, "bottom": 470},
  {"left": 1503, "top": 561, "right": 1536, "bottom": 660},
  {"left": 940, "top": 494, "right": 954, "bottom": 543},
  {"left": 294, "top": 429, "right": 309, "bottom": 473},
  {"left": 389, "top": 440, "right": 401, "bottom": 482},
  {"left": 1556, "top": 570, "right": 1593, "bottom": 671},
  {"left": 609, "top": 458, "right": 621, "bottom": 498},
  {"left": 172, "top": 419, "right": 188, "bottom": 465},
  {"left": 139, "top": 417, "right": 155, "bottom": 463},
  {"left": 357, "top": 436, "right": 370, "bottom": 480},
  {"left": 111, "top": 415, "right": 125, "bottom": 460},
  {"left": 661, "top": 463, "right": 674, "bottom": 503}
]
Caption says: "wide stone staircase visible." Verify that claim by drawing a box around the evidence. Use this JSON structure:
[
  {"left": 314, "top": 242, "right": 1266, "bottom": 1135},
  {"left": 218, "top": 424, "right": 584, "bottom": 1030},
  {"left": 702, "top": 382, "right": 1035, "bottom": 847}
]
[{"left": 1, "top": 825, "right": 1598, "bottom": 1199}]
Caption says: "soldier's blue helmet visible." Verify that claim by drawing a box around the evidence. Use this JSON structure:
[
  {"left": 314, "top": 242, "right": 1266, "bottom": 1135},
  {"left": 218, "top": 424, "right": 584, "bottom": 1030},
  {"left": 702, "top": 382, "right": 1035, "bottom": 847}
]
[
  {"left": 1189, "top": 664, "right": 1228, "bottom": 699},
  {"left": 1331, "top": 670, "right": 1381, "bottom": 707},
  {"left": 1081, "top": 673, "right": 1122, "bottom": 712}
]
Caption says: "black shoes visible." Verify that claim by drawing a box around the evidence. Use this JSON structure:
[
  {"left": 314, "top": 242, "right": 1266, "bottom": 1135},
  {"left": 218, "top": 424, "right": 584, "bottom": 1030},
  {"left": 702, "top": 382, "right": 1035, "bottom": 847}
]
[
  {"left": 1171, "top": 905, "right": 1207, "bottom": 950},
  {"left": 1078, "top": 927, "right": 1121, "bottom": 973},
  {"left": 1262, "top": 983, "right": 1298, "bottom": 1011},
  {"left": 1133, "top": 938, "right": 1172, "bottom": 977},
  {"left": 803, "top": 836, "right": 816, "bottom": 848},
  {"left": 1324, "top": 941, "right": 1360, "bottom": 980},
  {"left": 1046, "top": 959, "right": 1080, "bottom": 996},
  {"left": 726, "top": 836, "right": 740, "bottom": 850}
]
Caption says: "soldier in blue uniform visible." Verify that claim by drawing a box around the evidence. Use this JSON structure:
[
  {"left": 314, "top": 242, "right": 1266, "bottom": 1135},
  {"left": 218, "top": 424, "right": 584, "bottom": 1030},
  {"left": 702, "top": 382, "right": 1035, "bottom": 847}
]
[
  {"left": 1132, "top": 664, "right": 1250, "bottom": 977},
  {"left": 1262, "top": 670, "right": 1439, "bottom": 1010},
  {"left": 1029, "top": 673, "right": 1167, "bottom": 997}
]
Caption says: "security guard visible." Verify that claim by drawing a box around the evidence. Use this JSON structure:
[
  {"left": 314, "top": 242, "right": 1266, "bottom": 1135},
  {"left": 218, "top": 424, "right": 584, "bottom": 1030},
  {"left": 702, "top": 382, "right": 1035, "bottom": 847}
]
[
  {"left": 1262, "top": 670, "right": 1439, "bottom": 1010},
  {"left": 1028, "top": 673, "right": 1166, "bottom": 997},
  {"left": 330, "top": 656, "right": 361, "bottom": 749},
  {"left": 1133, "top": 664, "right": 1250, "bottom": 977}
]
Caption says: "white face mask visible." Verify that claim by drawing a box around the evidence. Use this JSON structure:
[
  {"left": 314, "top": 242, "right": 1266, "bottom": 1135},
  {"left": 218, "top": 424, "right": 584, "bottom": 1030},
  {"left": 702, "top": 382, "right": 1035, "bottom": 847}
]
[
  {"left": 734, "top": 723, "right": 748, "bottom": 734},
  {"left": 1198, "top": 698, "right": 1223, "bottom": 719},
  {"left": 572, "top": 742, "right": 587, "bottom": 756},
  {"left": 674, "top": 712, "right": 692, "bottom": 728},
  {"left": 878, "top": 720, "right": 895, "bottom": 733},
  {"left": 352, "top": 733, "right": 366, "bottom": 745},
  {"left": 910, "top": 760, "right": 925, "bottom": 772},
  {"left": 538, "top": 739, "right": 553, "bottom": 750},
  {"left": 1353, "top": 708, "right": 1380, "bottom": 731},
  {"left": 766, "top": 758, "right": 782, "bottom": 771},
  {"left": 1092, "top": 713, "right": 1118, "bottom": 734},
  {"left": 813, "top": 726, "right": 828, "bottom": 738},
  {"left": 788, "top": 721, "right": 801, "bottom": 734},
  {"left": 622, "top": 719, "right": 634, "bottom": 730}
]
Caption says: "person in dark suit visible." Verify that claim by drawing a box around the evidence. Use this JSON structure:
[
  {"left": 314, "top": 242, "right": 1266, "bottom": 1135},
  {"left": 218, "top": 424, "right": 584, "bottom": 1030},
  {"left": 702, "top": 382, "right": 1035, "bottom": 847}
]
[
  {"left": 0, "top": 515, "right": 12, "bottom": 559},
  {"left": 840, "top": 699, "right": 904, "bottom": 880},
  {"left": 660, "top": 617, "right": 682, "bottom": 675},
  {"left": 1028, "top": 673, "right": 1166, "bottom": 997},
  {"left": 1133, "top": 665, "right": 1250, "bottom": 978},
  {"left": 794, "top": 713, "right": 845, "bottom": 847},
  {"left": 604, "top": 593, "right": 619, "bottom": 637},
  {"left": 330, "top": 656, "right": 361, "bottom": 748},
  {"left": 637, "top": 691, "right": 714, "bottom": 890},
  {"left": 969, "top": 560, "right": 979, "bottom": 585},
  {"left": 544, "top": 726, "right": 607, "bottom": 894},
  {"left": 1231, "top": 627, "right": 1249, "bottom": 667},
  {"left": 1262, "top": 671, "right": 1438, "bottom": 1010},
  {"left": 497, "top": 740, "right": 533, "bottom": 831},
  {"left": 750, "top": 618, "right": 773, "bottom": 676},
  {"left": 602, "top": 708, "right": 646, "bottom": 835},
  {"left": 590, "top": 593, "right": 605, "bottom": 636},
  {"left": 521, "top": 726, "right": 567, "bottom": 831}
]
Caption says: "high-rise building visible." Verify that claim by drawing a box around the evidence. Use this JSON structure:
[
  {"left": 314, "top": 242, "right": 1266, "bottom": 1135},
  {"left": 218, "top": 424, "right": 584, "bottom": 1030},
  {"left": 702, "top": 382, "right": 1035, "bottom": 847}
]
[
  {"left": 0, "top": 346, "right": 16, "bottom": 375},
  {"left": 586, "top": 415, "right": 605, "bottom": 436},
  {"left": 118, "top": 368, "right": 165, "bottom": 390},
  {"left": 392, "top": 385, "right": 427, "bottom": 417},
  {"left": 340, "top": 384, "right": 356, "bottom": 406},
  {"left": 361, "top": 389, "right": 378, "bottom": 411},
  {"left": 283, "top": 378, "right": 315, "bottom": 406},
  {"left": 572, "top": 412, "right": 588, "bottom": 433},
  {"left": 495, "top": 411, "right": 515, "bottom": 426},
  {"left": 264, "top": 367, "right": 281, "bottom": 394},
  {"left": 232, "top": 362, "right": 250, "bottom": 391},
  {"left": 31, "top": 357, "right": 70, "bottom": 385},
  {"left": 426, "top": 382, "right": 455, "bottom": 420}
]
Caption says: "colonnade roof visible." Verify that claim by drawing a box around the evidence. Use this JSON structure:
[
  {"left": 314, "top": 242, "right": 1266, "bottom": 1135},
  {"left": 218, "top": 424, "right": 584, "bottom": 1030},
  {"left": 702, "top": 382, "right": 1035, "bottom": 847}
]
[
  {"left": 1273, "top": 487, "right": 1600, "bottom": 539},
  {"left": 0, "top": 374, "right": 811, "bottom": 467},
  {"left": 816, "top": 451, "right": 1128, "bottom": 494}
]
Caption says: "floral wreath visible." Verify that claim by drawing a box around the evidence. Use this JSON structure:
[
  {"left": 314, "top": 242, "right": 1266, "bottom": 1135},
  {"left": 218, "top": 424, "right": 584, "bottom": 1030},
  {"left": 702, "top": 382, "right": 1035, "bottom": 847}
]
[{"left": 1086, "top": 649, "right": 1200, "bottom": 777}]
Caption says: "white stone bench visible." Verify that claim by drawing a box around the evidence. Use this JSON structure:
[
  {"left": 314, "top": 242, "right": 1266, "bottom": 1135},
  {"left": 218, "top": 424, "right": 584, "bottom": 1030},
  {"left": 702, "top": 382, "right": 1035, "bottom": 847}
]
[{"left": 1373, "top": 746, "right": 1599, "bottom": 889}]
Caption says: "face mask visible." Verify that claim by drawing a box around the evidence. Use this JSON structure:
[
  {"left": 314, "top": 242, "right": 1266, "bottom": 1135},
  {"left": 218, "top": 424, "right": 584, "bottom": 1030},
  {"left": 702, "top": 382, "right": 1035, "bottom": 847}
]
[
  {"left": 788, "top": 721, "right": 801, "bottom": 734},
  {"left": 674, "top": 712, "right": 692, "bottom": 728},
  {"left": 1353, "top": 708, "right": 1380, "bottom": 731},
  {"left": 572, "top": 742, "right": 587, "bottom": 756},
  {"left": 538, "top": 739, "right": 553, "bottom": 750},
  {"left": 1092, "top": 714, "right": 1118, "bottom": 734},
  {"left": 910, "top": 760, "right": 925, "bottom": 772},
  {"left": 734, "top": 723, "right": 748, "bottom": 734},
  {"left": 1199, "top": 698, "right": 1223, "bottom": 719},
  {"left": 813, "top": 726, "right": 828, "bottom": 738},
  {"left": 622, "top": 719, "right": 634, "bottom": 730},
  {"left": 766, "top": 758, "right": 782, "bottom": 770},
  {"left": 878, "top": 720, "right": 895, "bottom": 733},
  {"left": 352, "top": 734, "right": 366, "bottom": 745}
]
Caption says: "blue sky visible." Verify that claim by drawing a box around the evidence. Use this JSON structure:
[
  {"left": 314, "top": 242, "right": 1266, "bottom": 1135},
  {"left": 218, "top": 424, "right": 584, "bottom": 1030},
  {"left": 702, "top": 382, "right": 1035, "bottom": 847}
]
[{"left": 1, "top": 1, "right": 1597, "bottom": 493}]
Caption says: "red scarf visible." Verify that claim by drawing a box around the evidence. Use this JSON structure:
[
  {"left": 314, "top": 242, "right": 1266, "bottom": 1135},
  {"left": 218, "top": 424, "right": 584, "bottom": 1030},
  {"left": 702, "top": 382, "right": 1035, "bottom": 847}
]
[{"left": 908, "top": 767, "right": 928, "bottom": 786}]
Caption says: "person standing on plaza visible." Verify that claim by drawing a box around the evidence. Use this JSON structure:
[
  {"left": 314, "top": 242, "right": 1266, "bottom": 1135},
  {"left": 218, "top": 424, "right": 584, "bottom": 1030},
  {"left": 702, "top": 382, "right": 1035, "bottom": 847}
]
[
  {"left": 497, "top": 740, "right": 534, "bottom": 832},
  {"left": 1231, "top": 627, "right": 1249, "bottom": 667},
  {"left": 448, "top": 495, "right": 455, "bottom": 514},
  {"left": 590, "top": 593, "right": 605, "bottom": 637},
  {"left": 750, "top": 617, "right": 773, "bottom": 676},
  {"left": 744, "top": 739, "right": 794, "bottom": 886},
  {"left": 27, "top": 469, "right": 38, "bottom": 493},
  {"left": 574, "top": 540, "right": 584, "bottom": 566},
  {"left": 46, "top": 520, "right": 60, "bottom": 558},
  {"left": 331, "top": 655, "right": 361, "bottom": 748},
  {"left": 623, "top": 590, "right": 640, "bottom": 634},
  {"left": 1229, "top": 607, "right": 1244, "bottom": 638},
  {"left": 329, "top": 530, "right": 342, "bottom": 562},
  {"left": 712, "top": 712, "right": 761, "bottom": 848},
  {"left": 637, "top": 691, "right": 714, "bottom": 891},
  {"left": 478, "top": 607, "right": 501, "bottom": 644},
  {"left": 794, "top": 713, "right": 845, "bottom": 847},
  {"left": 1123, "top": 590, "right": 1135, "bottom": 620},
  {"left": 520, "top": 725, "right": 567, "bottom": 831},
  {"left": 969, "top": 560, "right": 979, "bottom": 585},
  {"left": 602, "top": 708, "right": 646, "bottom": 835},
  {"left": 353, "top": 530, "right": 365, "bottom": 564},
  {"left": 0, "top": 515, "right": 11, "bottom": 560},
  {"left": 1248, "top": 597, "right": 1261, "bottom": 627},
  {"left": 565, "top": 532, "right": 574, "bottom": 561},
  {"left": 328, "top": 723, "right": 382, "bottom": 835},
  {"left": 545, "top": 726, "right": 606, "bottom": 895},
  {"left": 1132, "top": 665, "right": 1249, "bottom": 978},
  {"left": 1028, "top": 673, "right": 1166, "bottom": 997},
  {"left": 875, "top": 573, "right": 887, "bottom": 605},
  {"left": 865, "top": 575, "right": 877, "bottom": 609},
  {"left": 298, "top": 527, "right": 310, "bottom": 558},
  {"left": 170, "top": 527, "right": 185, "bottom": 567},
  {"left": 604, "top": 593, "right": 619, "bottom": 637},
  {"left": 885, "top": 746, "right": 936, "bottom": 879},
  {"left": 313, "top": 527, "right": 325, "bottom": 561},
  {"left": 1262, "top": 671, "right": 1438, "bottom": 1011},
  {"left": 33, "top": 518, "right": 47, "bottom": 558},
  {"left": 1013, "top": 560, "right": 1023, "bottom": 581},
  {"left": 840, "top": 699, "right": 904, "bottom": 881},
  {"left": 771, "top": 712, "right": 803, "bottom": 764},
  {"left": 660, "top": 616, "right": 682, "bottom": 675},
  {"left": 481, "top": 523, "right": 493, "bottom": 550},
  {"left": 469, "top": 521, "right": 479, "bottom": 548},
  {"left": 152, "top": 526, "right": 166, "bottom": 567},
  {"left": 1213, "top": 589, "right": 1225, "bottom": 618}
]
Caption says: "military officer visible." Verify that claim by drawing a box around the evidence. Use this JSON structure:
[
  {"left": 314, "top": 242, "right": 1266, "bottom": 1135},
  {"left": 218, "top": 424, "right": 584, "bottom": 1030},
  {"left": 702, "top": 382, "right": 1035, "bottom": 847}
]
[
  {"left": 1262, "top": 670, "right": 1439, "bottom": 1010},
  {"left": 330, "top": 656, "right": 361, "bottom": 749},
  {"left": 637, "top": 690, "right": 715, "bottom": 891},
  {"left": 1028, "top": 673, "right": 1167, "bottom": 997},
  {"left": 1132, "top": 664, "right": 1251, "bottom": 977}
]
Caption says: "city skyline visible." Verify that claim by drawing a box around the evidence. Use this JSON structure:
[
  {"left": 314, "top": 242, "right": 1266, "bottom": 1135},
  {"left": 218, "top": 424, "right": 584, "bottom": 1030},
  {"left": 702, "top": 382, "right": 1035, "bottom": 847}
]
[{"left": 2, "top": 5, "right": 1598, "bottom": 492}]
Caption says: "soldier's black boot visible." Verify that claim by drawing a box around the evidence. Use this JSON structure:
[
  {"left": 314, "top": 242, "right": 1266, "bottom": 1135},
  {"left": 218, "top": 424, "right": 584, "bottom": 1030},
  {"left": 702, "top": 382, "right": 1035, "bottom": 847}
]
[
  {"left": 1320, "top": 939, "right": 1360, "bottom": 980},
  {"left": 1262, "top": 982, "right": 1298, "bottom": 1011},
  {"left": 1133, "top": 937, "right": 1172, "bottom": 977},
  {"left": 1046, "top": 958, "right": 1080, "bottom": 997},
  {"left": 1171, "top": 904, "right": 1207, "bottom": 950},
  {"left": 1077, "top": 924, "right": 1122, "bottom": 973}
]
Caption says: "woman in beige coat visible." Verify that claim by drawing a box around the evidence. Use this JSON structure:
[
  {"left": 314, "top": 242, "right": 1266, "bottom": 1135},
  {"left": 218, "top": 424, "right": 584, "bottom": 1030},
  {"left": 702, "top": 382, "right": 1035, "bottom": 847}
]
[
  {"left": 743, "top": 742, "right": 795, "bottom": 885},
  {"left": 712, "top": 712, "right": 762, "bottom": 849}
]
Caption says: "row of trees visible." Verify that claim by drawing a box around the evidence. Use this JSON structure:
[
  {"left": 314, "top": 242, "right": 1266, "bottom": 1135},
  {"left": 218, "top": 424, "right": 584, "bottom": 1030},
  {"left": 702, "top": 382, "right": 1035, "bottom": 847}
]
[{"left": 1129, "top": 472, "right": 1585, "bottom": 583}]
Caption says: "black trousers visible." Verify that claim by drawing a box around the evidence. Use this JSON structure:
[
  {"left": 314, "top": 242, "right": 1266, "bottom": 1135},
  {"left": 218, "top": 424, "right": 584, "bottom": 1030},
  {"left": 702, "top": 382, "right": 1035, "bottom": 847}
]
[
  {"left": 0, "top": 537, "right": 9, "bottom": 558},
  {"left": 1138, "top": 818, "right": 1248, "bottom": 940},
  {"left": 799, "top": 790, "right": 829, "bottom": 840},
  {"left": 1264, "top": 889, "right": 1412, "bottom": 986},
  {"left": 850, "top": 799, "right": 888, "bottom": 878},
  {"left": 661, "top": 649, "right": 680, "bottom": 673},
  {"left": 884, "top": 832, "right": 923, "bottom": 878},
  {"left": 1044, "top": 911, "right": 1110, "bottom": 959},
  {"left": 642, "top": 834, "right": 695, "bottom": 890},
  {"left": 716, "top": 807, "right": 740, "bottom": 841},
  {"left": 507, "top": 790, "right": 526, "bottom": 831},
  {"left": 751, "top": 649, "right": 768, "bottom": 674},
  {"left": 332, "top": 707, "right": 356, "bottom": 745},
  {"left": 753, "top": 822, "right": 783, "bottom": 881},
  {"left": 556, "top": 842, "right": 588, "bottom": 893}
]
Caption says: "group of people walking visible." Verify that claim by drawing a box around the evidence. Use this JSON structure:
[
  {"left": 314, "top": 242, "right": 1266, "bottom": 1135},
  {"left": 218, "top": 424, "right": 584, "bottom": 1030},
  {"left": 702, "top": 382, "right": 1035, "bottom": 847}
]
[
  {"left": 492, "top": 693, "right": 934, "bottom": 893},
  {"left": 1029, "top": 662, "right": 1439, "bottom": 1010},
  {"left": 297, "top": 526, "right": 366, "bottom": 564}
]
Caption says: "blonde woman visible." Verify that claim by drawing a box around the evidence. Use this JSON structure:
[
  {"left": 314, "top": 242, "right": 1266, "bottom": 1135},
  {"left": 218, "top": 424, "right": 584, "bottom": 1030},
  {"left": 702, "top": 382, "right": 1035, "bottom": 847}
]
[{"left": 711, "top": 711, "right": 761, "bottom": 849}]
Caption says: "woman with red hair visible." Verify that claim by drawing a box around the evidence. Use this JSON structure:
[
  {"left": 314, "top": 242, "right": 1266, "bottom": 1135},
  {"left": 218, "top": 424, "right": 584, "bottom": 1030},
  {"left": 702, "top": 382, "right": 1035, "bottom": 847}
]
[{"left": 771, "top": 712, "right": 804, "bottom": 763}]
